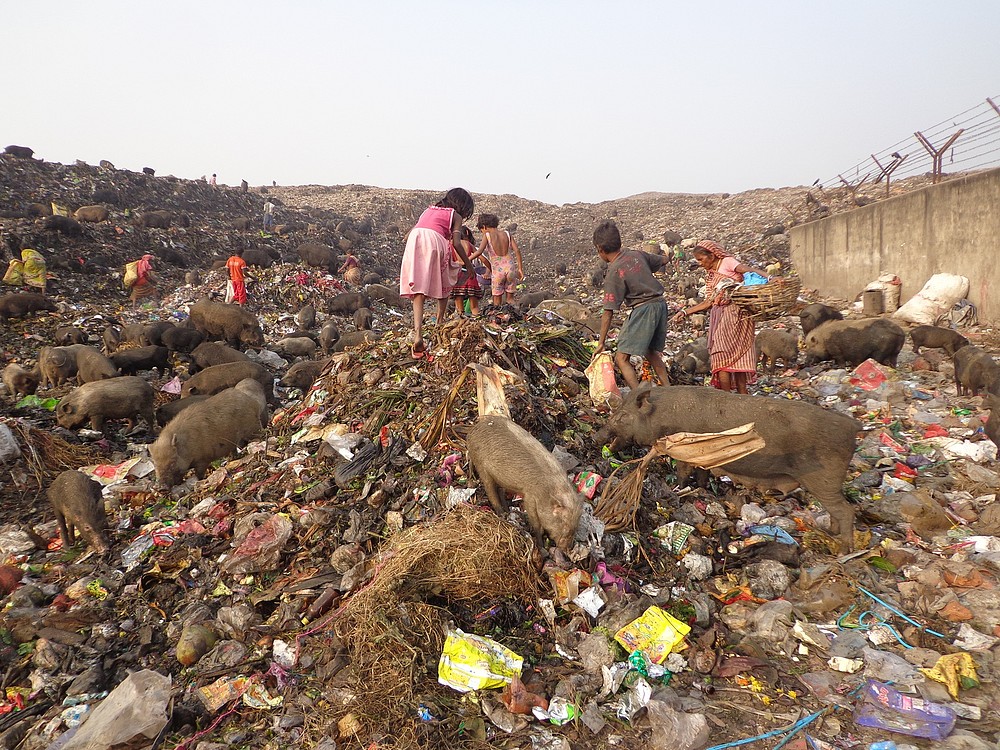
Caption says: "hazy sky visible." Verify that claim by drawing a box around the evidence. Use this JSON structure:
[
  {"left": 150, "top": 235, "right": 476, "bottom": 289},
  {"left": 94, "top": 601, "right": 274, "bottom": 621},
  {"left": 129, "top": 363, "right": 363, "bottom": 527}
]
[{"left": 4, "top": 2, "right": 998, "bottom": 205}]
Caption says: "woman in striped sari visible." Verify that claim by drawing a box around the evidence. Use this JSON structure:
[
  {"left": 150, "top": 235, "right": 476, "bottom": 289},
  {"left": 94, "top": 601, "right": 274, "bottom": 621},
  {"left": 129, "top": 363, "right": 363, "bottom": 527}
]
[{"left": 674, "top": 240, "right": 770, "bottom": 394}]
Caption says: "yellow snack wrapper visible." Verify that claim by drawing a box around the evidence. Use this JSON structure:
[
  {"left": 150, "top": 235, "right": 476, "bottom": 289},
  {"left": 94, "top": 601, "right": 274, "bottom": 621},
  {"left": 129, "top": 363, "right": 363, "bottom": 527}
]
[
  {"left": 615, "top": 605, "right": 691, "bottom": 664},
  {"left": 919, "top": 652, "right": 979, "bottom": 700},
  {"left": 438, "top": 629, "right": 523, "bottom": 693}
]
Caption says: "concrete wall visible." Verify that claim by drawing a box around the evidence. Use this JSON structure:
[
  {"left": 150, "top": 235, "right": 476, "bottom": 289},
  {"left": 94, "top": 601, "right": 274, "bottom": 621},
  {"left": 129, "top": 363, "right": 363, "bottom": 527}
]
[{"left": 790, "top": 167, "right": 1000, "bottom": 321}]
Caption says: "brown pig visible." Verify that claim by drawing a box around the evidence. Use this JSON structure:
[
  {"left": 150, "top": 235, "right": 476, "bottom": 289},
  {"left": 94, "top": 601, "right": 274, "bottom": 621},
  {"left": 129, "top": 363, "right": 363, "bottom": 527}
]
[
  {"left": 72, "top": 205, "right": 110, "bottom": 223},
  {"left": 155, "top": 395, "right": 210, "bottom": 427},
  {"left": 756, "top": 328, "right": 799, "bottom": 375},
  {"left": 597, "top": 384, "right": 861, "bottom": 548},
  {"left": 150, "top": 379, "right": 267, "bottom": 486},
  {"left": 909, "top": 325, "right": 969, "bottom": 356},
  {"left": 984, "top": 393, "right": 1000, "bottom": 447},
  {"left": 102, "top": 325, "right": 122, "bottom": 355},
  {"left": 466, "top": 415, "right": 583, "bottom": 552},
  {"left": 189, "top": 297, "right": 265, "bottom": 349},
  {"left": 803, "top": 318, "right": 905, "bottom": 368},
  {"left": 295, "top": 305, "right": 316, "bottom": 330},
  {"left": 280, "top": 359, "right": 329, "bottom": 391},
  {"left": 272, "top": 337, "right": 317, "bottom": 358},
  {"left": 160, "top": 327, "right": 204, "bottom": 353},
  {"left": 3, "top": 363, "right": 40, "bottom": 398},
  {"left": 111, "top": 346, "right": 171, "bottom": 376},
  {"left": 797, "top": 303, "right": 843, "bottom": 336},
  {"left": 121, "top": 323, "right": 149, "bottom": 346},
  {"left": 353, "top": 307, "right": 372, "bottom": 331},
  {"left": 953, "top": 345, "right": 1000, "bottom": 396},
  {"left": 75, "top": 346, "right": 120, "bottom": 384},
  {"left": 0, "top": 293, "right": 58, "bottom": 324},
  {"left": 181, "top": 360, "right": 273, "bottom": 402},
  {"left": 47, "top": 470, "right": 110, "bottom": 554},
  {"left": 56, "top": 376, "right": 156, "bottom": 432},
  {"left": 319, "top": 321, "right": 340, "bottom": 355},
  {"left": 188, "top": 341, "right": 250, "bottom": 374},
  {"left": 38, "top": 345, "right": 89, "bottom": 388},
  {"left": 54, "top": 326, "right": 88, "bottom": 346},
  {"left": 331, "top": 330, "right": 375, "bottom": 353},
  {"left": 327, "top": 292, "right": 371, "bottom": 315}
]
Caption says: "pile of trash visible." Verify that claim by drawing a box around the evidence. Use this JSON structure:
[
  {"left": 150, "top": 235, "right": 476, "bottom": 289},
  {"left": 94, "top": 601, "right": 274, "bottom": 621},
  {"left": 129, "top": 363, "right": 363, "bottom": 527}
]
[{"left": 1, "top": 154, "right": 1000, "bottom": 750}]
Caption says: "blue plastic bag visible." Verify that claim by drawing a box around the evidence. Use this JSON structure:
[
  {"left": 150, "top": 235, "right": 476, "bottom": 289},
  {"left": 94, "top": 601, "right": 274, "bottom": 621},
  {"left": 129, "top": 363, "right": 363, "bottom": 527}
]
[{"left": 742, "top": 272, "right": 768, "bottom": 286}]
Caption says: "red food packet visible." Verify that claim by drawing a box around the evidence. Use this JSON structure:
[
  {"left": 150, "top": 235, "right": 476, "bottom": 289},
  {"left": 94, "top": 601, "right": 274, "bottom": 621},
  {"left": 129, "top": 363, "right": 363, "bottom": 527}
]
[
  {"left": 879, "top": 431, "right": 907, "bottom": 453},
  {"left": 575, "top": 471, "right": 602, "bottom": 499}
]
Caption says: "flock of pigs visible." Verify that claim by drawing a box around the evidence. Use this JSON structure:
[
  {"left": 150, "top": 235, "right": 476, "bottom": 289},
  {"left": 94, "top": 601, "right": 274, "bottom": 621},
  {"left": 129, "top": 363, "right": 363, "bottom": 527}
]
[{"left": 0, "top": 274, "right": 997, "bottom": 561}]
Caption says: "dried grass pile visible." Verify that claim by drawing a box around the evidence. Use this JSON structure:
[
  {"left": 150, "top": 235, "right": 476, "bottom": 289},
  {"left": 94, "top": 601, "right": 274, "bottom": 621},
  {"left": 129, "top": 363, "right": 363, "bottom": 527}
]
[
  {"left": 327, "top": 504, "right": 538, "bottom": 738},
  {"left": 8, "top": 422, "right": 101, "bottom": 484}
]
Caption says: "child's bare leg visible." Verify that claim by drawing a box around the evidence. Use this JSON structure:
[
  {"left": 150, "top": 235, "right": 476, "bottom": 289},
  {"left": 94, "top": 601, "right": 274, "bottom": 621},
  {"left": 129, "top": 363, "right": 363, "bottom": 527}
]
[
  {"left": 614, "top": 351, "right": 640, "bottom": 390},
  {"left": 436, "top": 297, "right": 448, "bottom": 323},
  {"left": 412, "top": 294, "right": 425, "bottom": 351}
]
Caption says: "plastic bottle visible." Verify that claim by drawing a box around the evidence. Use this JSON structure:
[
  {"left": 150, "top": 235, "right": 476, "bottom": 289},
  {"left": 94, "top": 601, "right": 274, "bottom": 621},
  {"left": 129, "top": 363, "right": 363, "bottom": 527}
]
[{"left": 869, "top": 742, "right": 918, "bottom": 750}]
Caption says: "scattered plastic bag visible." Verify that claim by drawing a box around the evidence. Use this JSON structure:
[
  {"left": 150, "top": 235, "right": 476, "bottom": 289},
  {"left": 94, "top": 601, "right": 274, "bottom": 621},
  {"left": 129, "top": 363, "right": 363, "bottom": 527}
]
[
  {"left": 646, "top": 699, "right": 710, "bottom": 750},
  {"left": 0, "top": 424, "right": 20, "bottom": 463},
  {"left": 221, "top": 514, "right": 293, "bottom": 576},
  {"left": 438, "top": 629, "right": 523, "bottom": 693},
  {"left": 854, "top": 679, "right": 956, "bottom": 740},
  {"left": 919, "top": 652, "right": 979, "bottom": 700},
  {"left": 614, "top": 606, "right": 691, "bottom": 664},
  {"left": 585, "top": 352, "right": 620, "bottom": 410},
  {"left": 851, "top": 359, "right": 890, "bottom": 390},
  {"left": 60, "top": 670, "right": 171, "bottom": 750}
]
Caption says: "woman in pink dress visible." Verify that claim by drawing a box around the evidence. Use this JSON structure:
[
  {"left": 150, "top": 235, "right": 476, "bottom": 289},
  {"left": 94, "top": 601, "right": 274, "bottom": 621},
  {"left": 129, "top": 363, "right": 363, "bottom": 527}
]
[{"left": 399, "top": 188, "right": 475, "bottom": 358}]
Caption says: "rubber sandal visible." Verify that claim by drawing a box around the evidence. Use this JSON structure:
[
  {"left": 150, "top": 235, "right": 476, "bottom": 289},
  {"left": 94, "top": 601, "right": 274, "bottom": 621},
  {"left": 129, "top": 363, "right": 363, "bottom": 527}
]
[{"left": 411, "top": 340, "right": 427, "bottom": 359}]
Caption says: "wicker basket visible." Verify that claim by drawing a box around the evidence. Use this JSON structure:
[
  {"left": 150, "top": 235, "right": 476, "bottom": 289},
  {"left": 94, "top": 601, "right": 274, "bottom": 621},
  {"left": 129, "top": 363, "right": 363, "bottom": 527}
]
[{"left": 728, "top": 277, "right": 802, "bottom": 320}]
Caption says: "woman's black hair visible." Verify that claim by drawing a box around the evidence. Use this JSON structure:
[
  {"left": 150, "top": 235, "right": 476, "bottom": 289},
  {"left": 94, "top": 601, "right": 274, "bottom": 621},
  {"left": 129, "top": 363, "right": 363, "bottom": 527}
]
[{"left": 436, "top": 188, "right": 474, "bottom": 219}]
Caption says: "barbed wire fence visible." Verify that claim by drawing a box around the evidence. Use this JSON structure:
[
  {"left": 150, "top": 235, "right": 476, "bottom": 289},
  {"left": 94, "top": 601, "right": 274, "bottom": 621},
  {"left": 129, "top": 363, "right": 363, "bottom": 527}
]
[{"left": 815, "top": 95, "right": 1000, "bottom": 199}]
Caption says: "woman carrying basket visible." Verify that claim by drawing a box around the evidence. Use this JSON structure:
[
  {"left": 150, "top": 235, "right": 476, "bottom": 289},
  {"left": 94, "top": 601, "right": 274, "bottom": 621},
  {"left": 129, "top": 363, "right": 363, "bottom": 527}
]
[{"left": 672, "top": 240, "right": 773, "bottom": 394}]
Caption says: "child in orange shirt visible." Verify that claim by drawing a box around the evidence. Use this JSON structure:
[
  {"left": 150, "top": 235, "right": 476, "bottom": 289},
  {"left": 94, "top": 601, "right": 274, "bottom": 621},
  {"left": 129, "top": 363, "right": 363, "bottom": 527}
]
[{"left": 226, "top": 249, "right": 248, "bottom": 305}]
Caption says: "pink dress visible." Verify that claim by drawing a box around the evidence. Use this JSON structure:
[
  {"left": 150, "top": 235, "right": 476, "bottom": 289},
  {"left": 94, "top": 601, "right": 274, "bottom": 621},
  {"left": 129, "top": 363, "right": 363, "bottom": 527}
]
[{"left": 399, "top": 206, "right": 461, "bottom": 299}]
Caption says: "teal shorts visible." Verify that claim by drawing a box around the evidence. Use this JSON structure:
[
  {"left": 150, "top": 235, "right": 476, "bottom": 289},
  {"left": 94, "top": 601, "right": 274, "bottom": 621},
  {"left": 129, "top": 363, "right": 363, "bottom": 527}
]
[{"left": 616, "top": 298, "right": 668, "bottom": 356}]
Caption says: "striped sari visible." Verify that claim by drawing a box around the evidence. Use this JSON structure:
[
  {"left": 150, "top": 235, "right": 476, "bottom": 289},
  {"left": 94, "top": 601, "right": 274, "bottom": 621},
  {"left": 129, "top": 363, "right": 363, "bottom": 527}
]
[{"left": 699, "top": 244, "right": 756, "bottom": 389}]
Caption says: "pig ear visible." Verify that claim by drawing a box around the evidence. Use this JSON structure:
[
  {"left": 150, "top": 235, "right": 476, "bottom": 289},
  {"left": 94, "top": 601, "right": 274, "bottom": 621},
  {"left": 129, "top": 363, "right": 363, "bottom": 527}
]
[{"left": 634, "top": 382, "right": 653, "bottom": 409}]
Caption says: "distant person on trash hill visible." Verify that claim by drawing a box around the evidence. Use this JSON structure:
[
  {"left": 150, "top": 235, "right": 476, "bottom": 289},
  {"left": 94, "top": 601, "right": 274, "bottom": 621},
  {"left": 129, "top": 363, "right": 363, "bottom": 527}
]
[
  {"left": 591, "top": 219, "right": 670, "bottom": 390},
  {"left": 262, "top": 199, "right": 275, "bottom": 231},
  {"left": 338, "top": 250, "right": 362, "bottom": 286},
  {"left": 399, "top": 188, "right": 475, "bottom": 359},
  {"left": 477, "top": 213, "right": 523, "bottom": 307},
  {"left": 673, "top": 239, "right": 773, "bottom": 394},
  {"left": 129, "top": 254, "right": 158, "bottom": 307},
  {"left": 226, "top": 248, "right": 248, "bottom": 305}
]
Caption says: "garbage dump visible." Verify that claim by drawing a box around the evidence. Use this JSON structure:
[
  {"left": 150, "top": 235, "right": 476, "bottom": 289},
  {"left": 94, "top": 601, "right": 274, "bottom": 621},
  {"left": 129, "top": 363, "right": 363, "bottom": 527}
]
[{"left": 0, "top": 153, "right": 998, "bottom": 750}]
